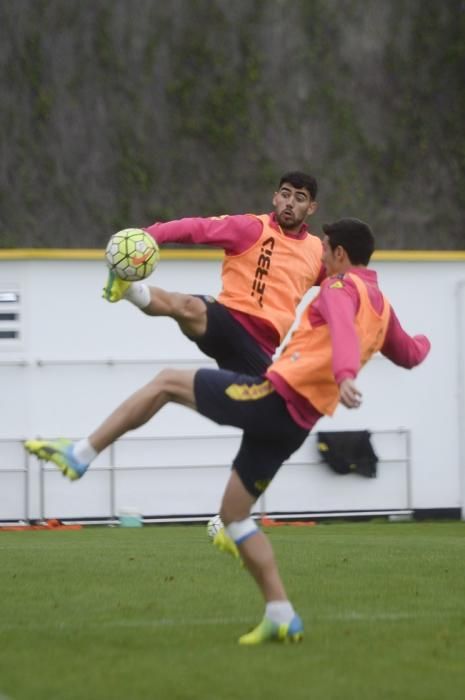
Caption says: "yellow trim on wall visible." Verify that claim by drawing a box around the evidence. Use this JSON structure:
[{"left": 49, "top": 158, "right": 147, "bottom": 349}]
[
  {"left": 0, "top": 248, "right": 223, "bottom": 261},
  {"left": 0, "top": 249, "right": 104, "bottom": 260},
  {"left": 373, "top": 250, "right": 465, "bottom": 262},
  {"left": 0, "top": 248, "right": 464, "bottom": 262}
]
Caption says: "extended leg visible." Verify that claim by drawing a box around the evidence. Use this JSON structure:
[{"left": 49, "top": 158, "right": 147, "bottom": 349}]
[
  {"left": 103, "top": 271, "right": 208, "bottom": 338},
  {"left": 25, "top": 369, "right": 197, "bottom": 479},
  {"left": 89, "top": 368, "right": 196, "bottom": 452}
]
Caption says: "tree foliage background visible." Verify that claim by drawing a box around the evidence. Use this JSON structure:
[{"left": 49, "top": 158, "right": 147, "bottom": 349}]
[{"left": 1, "top": 0, "right": 464, "bottom": 249}]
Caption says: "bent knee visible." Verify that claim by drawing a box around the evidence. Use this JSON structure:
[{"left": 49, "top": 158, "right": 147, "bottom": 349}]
[
  {"left": 220, "top": 503, "right": 252, "bottom": 525},
  {"left": 154, "top": 368, "right": 182, "bottom": 391},
  {"left": 172, "top": 294, "right": 205, "bottom": 322},
  {"left": 174, "top": 296, "right": 208, "bottom": 337},
  {"left": 152, "top": 368, "right": 196, "bottom": 402}
]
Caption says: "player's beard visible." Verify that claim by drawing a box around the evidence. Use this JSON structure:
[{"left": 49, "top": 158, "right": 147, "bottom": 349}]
[{"left": 277, "top": 208, "right": 302, "bottom": 232}]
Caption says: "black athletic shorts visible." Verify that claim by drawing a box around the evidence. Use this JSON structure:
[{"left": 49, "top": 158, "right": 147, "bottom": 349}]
[
  {"left": 194, "top": 368, "right": 310, "bottom": 498},
  {"left": 185, "top": 297, "right": 272, "bottom": 375}
]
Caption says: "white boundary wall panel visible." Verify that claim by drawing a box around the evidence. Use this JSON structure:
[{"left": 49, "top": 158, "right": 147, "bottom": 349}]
[{"left": 0, "top": 253, "right": 464, "bottom": 520}]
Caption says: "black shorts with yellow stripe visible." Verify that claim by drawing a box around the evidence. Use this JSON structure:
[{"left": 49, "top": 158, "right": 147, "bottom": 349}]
[
  {"left": 185, "top": 297, "right": 272, "bottom": 375},
  {"left": 194, "top": 368, "right": 309, "bottom": 498}
]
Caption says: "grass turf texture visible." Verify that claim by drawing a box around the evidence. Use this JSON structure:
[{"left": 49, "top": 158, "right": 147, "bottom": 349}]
[{"left": 0, "top": 522, "right": 464, "bottom": 700}]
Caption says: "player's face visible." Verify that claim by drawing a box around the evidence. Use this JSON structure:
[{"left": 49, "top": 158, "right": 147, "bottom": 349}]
[{"left": 272, "top": 183, "right": 317, "bottom": 232}]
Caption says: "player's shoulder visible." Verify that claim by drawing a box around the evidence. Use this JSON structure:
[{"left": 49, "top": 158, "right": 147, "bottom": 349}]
[
  {"left": 323, "top": 272, "right": 355, "bottom": 291},
  {"left": 208, "top": 213, "right": 261, "bottom": 225},
  {"left": 306, "top": 232, "right": 323, "bottom": 247},
  {"left": 207, "top": 214, "right": 231, "bottom": 221}
]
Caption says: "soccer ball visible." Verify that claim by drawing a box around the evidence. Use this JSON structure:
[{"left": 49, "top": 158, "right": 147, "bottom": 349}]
[
  {"left": 207, "top": 514, "right": 224, "bottom": 539},
  {"left": 105, "top": 228, "right": 160, "bottom": 281}
]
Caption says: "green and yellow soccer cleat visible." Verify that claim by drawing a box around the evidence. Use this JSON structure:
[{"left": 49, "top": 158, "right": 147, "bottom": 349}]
[
  {"left": 238, "top": 614, "right": 304, "bottom": 646},
  {"left": 102, "top": 270, "right": 131, "bottom": 303},
  {"left": 24, "top": 438, "right": 88, "bottom": 481},
  {"left": 212, "top": 527, "right": 240, "bottom": 560}
]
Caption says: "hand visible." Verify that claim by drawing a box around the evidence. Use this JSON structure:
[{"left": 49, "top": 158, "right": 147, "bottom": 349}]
[{"left": 339, "top": 378, "right": 362, "bottom": 409}]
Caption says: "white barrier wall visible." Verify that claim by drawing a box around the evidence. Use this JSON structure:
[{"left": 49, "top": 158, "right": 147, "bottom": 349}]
[{"left": 0, "top": 251, "right": 464, "bottom": 521}]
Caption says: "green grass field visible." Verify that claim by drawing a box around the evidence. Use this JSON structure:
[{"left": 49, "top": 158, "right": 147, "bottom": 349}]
[{"left": 0, "top": 521, "right": 464, "bottom": 700}]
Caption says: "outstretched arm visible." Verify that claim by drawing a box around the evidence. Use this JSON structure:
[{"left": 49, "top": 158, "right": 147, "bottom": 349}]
[
  {"left": 144, "top": 214, "right": 262, "bottom": 254},
  {"left": 381, "top": 306, "right": 431, "bottom": 367},
  {"left": 339, "top": 307, "right": 431, "bottom": 408}
]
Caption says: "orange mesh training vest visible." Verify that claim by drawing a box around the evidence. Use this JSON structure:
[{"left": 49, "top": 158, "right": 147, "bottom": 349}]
[
  {"left": 217, "top": 214, "right": 323, "bottom": 343},
  {"left": 271, "top": 273, "right": 391, "bottom": 415}
]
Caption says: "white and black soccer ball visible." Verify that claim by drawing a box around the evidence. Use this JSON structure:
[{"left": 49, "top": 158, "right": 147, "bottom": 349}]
[
  {"left": 207, "top": 514, "right": 224, "bottom": 539},
  {"left": 105, "top": 228, "right": 160, "bottom": 281}
]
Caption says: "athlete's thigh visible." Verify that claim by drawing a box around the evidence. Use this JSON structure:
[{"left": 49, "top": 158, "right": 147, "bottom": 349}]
[
  {"left": 220, "top": 469, "right": 257, "bottom": 521},
  {"left": 158, "top": 368, "right": 197, "bottom": 409},
  {"left": 233, "top": 428, "right": 308, "bottom": 498},
  {"left": 193, "top": 368, "right": 277, "bottom": 430},
  {"left": 194, "top": 299, "right": 272, "bottom": 374},
  {"left": 194, "top": 368, "right": 309, "bottom": 497}
]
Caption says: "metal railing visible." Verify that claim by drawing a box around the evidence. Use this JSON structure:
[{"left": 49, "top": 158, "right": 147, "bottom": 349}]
[{"left": 0, "top": 429, "right": 412, "bottom": 524}]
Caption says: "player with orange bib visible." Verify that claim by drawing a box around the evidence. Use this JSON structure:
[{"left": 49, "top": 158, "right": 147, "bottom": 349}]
[
  {"left": 103, "top": 171, "right": 324, "bottom": 374},
  {"left": 26, "top": 219, "right": 430, "bottom": 645}
]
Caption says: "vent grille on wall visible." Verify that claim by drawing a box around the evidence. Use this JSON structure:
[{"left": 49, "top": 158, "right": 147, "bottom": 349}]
[{"left": 0, "top": 291, "right": 21, "bottom": 346}]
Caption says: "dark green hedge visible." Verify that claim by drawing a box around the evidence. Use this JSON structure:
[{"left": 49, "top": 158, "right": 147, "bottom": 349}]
[{"left": 0, "top": 0, "right": 464, "bottom": 249}]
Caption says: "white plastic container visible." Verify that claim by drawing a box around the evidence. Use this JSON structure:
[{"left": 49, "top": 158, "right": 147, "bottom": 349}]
[{"left": 118, "top": 507, "right": 143, "bottom": 528}]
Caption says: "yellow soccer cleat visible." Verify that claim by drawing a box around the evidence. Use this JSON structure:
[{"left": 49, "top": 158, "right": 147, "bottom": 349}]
[
  {"left": 102, "top": 270, "right": 131, "bottom": 303},
  {"left": 24, "top": 438, "right": 88, "bottom": 481},
  {"left": 238, "top": 614, "right": 304, "bottom": 646},
  {"left": 207, "top": 516, "right": 244, "bottom": 566},
  {"left": 212, "top": 527, "right": 240, "bottom": 560}
]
